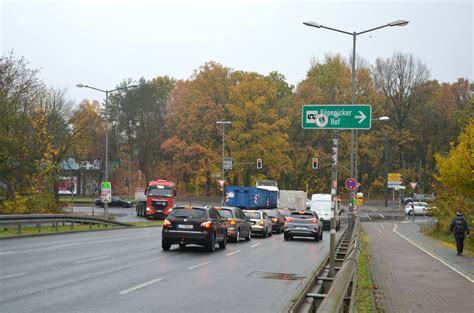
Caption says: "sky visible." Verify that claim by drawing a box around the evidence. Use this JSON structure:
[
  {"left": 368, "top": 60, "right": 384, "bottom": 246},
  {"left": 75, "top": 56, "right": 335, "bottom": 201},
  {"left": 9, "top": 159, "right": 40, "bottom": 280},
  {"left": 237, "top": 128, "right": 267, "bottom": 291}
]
[{"left": 1, "top": 0, "right": 473, "bottom": 104}]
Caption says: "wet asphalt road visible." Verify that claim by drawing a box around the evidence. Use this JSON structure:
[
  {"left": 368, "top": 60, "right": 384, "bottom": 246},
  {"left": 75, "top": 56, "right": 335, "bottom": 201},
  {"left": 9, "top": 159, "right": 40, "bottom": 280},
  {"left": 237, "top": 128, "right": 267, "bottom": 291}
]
[{"left": 0, "top": 222, "right": 346, "bottom": 313}]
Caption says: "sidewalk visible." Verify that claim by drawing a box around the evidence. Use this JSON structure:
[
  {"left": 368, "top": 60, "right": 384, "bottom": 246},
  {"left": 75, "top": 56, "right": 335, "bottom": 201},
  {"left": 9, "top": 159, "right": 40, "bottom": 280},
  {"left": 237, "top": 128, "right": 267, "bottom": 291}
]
[{"left": 364, "top": 219, "right": 473, "bottom": 313}]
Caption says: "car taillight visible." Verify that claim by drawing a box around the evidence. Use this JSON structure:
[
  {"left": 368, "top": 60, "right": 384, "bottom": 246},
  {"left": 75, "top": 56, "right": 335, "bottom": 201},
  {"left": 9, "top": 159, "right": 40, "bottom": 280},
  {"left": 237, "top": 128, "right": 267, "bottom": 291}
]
[
  {"left": 228, "top": 219, "right": 237, "bottom": 225},
  {"left": 259, "top": 219, "right": 264, "bottom": 226},
  {"left": 285, "top": 217, "right": 293, "bottom": 222},
  {"left": 200, "top": 220, "right": 213, "bottom": 229},
  {"left": 271, "top": 217, "right": 277, "bottom": 222},
  {"left": 310, "top": 218, "right": 318, "bottom": 224},
  {"left": 163, "top": 219, "right": 172, "bottom": 227}
]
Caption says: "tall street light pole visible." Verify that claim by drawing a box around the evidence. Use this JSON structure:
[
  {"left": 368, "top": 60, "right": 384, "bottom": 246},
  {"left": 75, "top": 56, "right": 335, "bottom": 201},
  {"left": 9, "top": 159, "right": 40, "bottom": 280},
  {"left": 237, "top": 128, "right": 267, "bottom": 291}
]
[
  {"left": 76, "top": 83, "right": 138, "bottom": 217},
  {"left": 303, "top": 19, "right": 408, "bottom": 232},
  {"left": 216, "top": 121, "right": 231, "bottom": 206}
]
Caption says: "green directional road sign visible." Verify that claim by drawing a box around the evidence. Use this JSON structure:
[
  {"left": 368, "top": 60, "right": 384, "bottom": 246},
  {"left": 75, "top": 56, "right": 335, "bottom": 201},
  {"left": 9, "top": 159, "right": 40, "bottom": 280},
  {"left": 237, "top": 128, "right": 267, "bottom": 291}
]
[{"left": 302, "top": 104, "right": 372, "bottom": 129}]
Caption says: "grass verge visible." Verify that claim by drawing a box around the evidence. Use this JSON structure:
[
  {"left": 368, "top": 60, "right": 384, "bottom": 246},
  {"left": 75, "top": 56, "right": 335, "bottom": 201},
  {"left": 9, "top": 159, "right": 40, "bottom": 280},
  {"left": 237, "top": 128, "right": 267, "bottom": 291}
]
[
  {"left": 356, "top": 228, "right": 377, "bottom": 312},
  {"left": 423, "top": 228, "right": 473, "bottom": 254},
  {"left": 0, "top": 220, "right": 163, "bottom": 237}
]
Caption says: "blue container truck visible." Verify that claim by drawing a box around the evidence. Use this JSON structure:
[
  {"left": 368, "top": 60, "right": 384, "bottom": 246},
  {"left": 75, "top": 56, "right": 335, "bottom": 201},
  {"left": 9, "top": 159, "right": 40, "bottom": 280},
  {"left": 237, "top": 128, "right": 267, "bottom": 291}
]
[{"left": 225, "top": 186, "right": 278, "bottom": 209}]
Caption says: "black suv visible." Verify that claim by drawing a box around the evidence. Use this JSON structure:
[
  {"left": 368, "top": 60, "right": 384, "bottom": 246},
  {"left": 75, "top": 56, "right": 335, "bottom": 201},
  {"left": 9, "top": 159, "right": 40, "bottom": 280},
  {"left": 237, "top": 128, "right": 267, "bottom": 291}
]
[{"left": 162, "top": 206, "right": 227, "bottom": 252}]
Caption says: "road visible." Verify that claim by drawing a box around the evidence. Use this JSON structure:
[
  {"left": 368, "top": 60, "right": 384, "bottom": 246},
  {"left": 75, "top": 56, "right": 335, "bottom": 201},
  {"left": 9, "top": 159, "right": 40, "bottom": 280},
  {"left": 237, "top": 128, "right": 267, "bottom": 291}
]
[{"left": 0, "top": 224, "right": 346, "bottom": 313}]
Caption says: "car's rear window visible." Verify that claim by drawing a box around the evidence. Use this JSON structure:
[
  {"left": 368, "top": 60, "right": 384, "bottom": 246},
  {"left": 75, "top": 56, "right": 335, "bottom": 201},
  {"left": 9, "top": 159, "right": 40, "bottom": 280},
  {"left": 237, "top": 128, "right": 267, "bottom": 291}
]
[
  {"left": 290, "top": 212, "right": 314, "bottom": 219},
  {"left": 217, "top": 209, "right": 233, "bottom": 218},
  {"left": 244, "top": 212, "right": 261, "bottom": 219},
  {"left": 170, "top": 208, "right": 206, "bottom": 218},
  {"left": 265, "top": 211, "right": 278, "bottom": 217}
]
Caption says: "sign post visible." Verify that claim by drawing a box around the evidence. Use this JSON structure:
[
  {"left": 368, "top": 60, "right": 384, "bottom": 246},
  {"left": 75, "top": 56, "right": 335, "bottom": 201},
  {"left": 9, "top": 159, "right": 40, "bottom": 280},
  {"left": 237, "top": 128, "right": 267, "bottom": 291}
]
[{"left": 302, "top": 104, "right": 372, "bottom": 278}]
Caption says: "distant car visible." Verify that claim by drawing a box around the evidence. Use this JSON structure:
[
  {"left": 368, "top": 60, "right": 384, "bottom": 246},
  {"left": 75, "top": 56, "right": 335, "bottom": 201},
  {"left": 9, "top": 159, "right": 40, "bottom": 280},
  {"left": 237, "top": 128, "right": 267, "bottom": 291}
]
[
  {"left": 277, "top": 208, "right": 295, "bottom": 218},
  {"left": 405, "top": 202, "right": 430, "bottom": 216},
  {"left": 161, "top": 205, "right": 227, "bottom": 252},
  {"left": 95, "top": 196, "right": 132, "bottom": 208},
  {"left": 284, "top": 211, "right": 323, "bottom": 241},
  {"left": 263, "top": 209, "right": 285, "bottom": 234},
  {"left": 310, "top": 193, "right": 340, "bottom": 231},
  {"left": 243, "top": 210, "right": 272, "bottom": 237},
  {"left": 217, "top": 206, "right": 252, "bottom": 242}
]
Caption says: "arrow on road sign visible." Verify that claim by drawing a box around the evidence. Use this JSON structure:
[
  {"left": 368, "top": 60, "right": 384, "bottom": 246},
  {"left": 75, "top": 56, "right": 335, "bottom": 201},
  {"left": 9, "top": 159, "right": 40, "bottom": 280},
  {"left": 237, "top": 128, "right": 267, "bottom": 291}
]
[{"left": 355, "top": 111, "right": 366, "bottom": 123}]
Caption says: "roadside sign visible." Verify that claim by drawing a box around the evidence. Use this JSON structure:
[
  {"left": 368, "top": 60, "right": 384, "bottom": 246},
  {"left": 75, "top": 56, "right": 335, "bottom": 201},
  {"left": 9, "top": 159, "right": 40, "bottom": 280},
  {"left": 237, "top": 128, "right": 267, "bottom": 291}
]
[
  {"left": 218, "top": 180, "right": 225, "bottom": 188},
  {"left": 409, "top": 182, "right": 417, "bottom": 190},
  {"left": 101, "top": 181, "right": 111, "bottom": 203},
  {"left": 302, "top": 104, "right": 372, "bottom": 130},
  {"left": 223, "top": 157, "right": 233, "bottom": 170},
  {"left": 345, "top": 178, "right": 357, "bottom": 191},
  {"left": 392, "top": 185, "right": 406, "bottom": 190},
  {"left": 388, "top": 173, "right": 402, "bottom": 181}
]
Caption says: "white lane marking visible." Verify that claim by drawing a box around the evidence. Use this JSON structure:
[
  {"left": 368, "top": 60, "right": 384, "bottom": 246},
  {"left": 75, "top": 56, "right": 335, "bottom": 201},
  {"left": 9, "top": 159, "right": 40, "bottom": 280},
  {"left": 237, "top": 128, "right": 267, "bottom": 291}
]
[
  {"left": 380, "top": 223, "right": 385, "bottom": 229},
  {"left": 370, "top": 224, "right": 382, "bottom": 234},
  {"left": 0, "top": 272, "right": 28, "bottom": 280},
  {"left": 365, "top": 213, "right": 372, "bottom": 221},
  {"left": 118, "top": 278, "right": 163, "bottom": 295},
  {"left": 0, "top": 251, "right": 14, "bottom": 255},
  {"left": 379, "top": 213, "right": 385, "bottom": 219},
  {"left": 74, "top": 255, "right": 112, "bottom": 264},
  {"left": 226, "top": 250, "right": 242, "bottom": 256},
  {"left": 392, "top": 223, "right": 474, "bottom": 283},
  {"left": 250, "top": 243, "right": 262, "bottom": 248},
  {"left": 269, "top": 237, "right": 276, "bottom": 241},
  {"left": 187, "top": 261, "right": 211, "bottom": 270}
]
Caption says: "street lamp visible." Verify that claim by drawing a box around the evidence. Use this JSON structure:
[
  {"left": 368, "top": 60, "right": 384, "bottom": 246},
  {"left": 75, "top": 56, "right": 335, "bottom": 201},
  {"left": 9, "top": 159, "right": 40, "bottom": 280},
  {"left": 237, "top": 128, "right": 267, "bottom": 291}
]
[
  {"left": 303, "top": 19, "right": 408, "bottom": 230},
  {"left": 216, "top": 121, "right": 231, "bottom": 206},
  {"left": 76, "top": 83, "right": 138, "bottom": 217}
]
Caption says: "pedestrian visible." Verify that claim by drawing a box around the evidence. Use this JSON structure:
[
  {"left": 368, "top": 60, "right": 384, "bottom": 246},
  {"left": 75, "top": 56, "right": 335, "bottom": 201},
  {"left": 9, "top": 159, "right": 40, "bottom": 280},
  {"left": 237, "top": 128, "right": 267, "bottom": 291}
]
[{"left": 449, "top": 212, "right": 469, "bottom": 256}]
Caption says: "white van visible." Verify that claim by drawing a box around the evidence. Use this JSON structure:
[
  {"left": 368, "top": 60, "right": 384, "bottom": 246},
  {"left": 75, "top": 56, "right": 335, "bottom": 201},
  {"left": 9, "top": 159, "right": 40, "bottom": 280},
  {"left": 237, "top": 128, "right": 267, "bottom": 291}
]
[{"left": 310, "top": 194, "right": 340, "bottom": 230}]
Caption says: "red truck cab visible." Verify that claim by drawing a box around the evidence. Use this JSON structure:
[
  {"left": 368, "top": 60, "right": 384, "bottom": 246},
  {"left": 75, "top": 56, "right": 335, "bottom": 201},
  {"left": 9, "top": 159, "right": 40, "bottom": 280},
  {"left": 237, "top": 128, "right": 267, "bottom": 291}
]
[{"left": 145, "top": 179, "right": 177, "bottom": 219}]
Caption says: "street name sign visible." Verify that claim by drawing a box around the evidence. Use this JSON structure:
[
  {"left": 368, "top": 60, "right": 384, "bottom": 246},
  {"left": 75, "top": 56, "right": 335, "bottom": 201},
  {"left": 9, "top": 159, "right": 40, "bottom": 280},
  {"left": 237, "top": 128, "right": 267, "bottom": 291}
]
[{"left": 302, "top": 104, "right": 372, "bottom": 130}]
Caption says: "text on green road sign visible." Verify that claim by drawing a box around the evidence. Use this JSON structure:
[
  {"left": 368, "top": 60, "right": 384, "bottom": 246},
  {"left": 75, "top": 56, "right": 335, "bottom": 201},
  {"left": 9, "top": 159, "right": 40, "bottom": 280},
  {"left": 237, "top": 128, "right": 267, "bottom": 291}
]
[{"left": 302, "top": 105, "right": 372, "bottom": 130}]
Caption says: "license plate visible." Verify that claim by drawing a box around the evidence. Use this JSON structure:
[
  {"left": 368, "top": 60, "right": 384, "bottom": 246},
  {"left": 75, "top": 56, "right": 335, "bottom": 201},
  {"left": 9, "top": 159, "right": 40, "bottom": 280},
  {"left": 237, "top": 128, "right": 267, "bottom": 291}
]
[
  {"left": 178, "top": 224, "right": 193, "bottom": 229},
  {"left": 250, "top": 221, "right": 256, "bottom": 225},
  {"left": 295, "top": 227, "right": 307, "bottom": 230}
]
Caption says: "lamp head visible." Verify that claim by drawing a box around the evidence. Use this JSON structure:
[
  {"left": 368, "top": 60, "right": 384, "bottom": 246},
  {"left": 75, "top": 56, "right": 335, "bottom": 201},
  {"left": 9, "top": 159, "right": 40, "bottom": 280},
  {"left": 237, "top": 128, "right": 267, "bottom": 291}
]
[
  {"left": 76, "top": 83, "right": 86, "bottom": 88},
  {"left": 303, "top": 21, "right": 322, "bottom": 28},
  {"left": 389, "top": 19, "right": 409, "bottom": 27},
  {"left": 379, "top": 116, "right": 390, "bottom": 121}
]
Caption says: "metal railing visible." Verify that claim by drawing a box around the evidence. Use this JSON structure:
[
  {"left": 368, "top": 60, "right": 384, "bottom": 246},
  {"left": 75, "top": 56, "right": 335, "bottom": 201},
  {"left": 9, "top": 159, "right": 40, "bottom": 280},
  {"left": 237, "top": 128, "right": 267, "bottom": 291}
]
[
  {"left": 0, "top": 214, "right": 132, "bottom": 235},
  {"left": 286, "top": 217, "right": 361, "bottom": 313}
]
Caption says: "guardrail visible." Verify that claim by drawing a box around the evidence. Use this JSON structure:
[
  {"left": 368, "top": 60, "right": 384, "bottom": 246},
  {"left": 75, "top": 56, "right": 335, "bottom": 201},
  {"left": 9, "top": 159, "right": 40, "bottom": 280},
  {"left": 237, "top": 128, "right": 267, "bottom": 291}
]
[
  {"left": 286, "top": 217, "right": 361, "bottom": 313},
  {"left": 0, "top": 214, "right": 132, "bottom": 235}
]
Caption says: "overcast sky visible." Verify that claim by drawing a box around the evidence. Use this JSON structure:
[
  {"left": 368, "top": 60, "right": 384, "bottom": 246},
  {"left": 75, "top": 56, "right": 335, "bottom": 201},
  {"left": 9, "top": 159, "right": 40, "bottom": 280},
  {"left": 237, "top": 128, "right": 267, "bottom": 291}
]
[{"left": 1, "top": 0, "right": 472, "bottom": 104}]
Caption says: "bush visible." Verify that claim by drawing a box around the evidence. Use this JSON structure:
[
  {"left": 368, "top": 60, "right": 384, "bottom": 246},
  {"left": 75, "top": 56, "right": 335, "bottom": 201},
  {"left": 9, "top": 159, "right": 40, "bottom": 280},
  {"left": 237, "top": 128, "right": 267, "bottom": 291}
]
[{"left": 0, "top": 193, "right": 59, "bottom": 214}]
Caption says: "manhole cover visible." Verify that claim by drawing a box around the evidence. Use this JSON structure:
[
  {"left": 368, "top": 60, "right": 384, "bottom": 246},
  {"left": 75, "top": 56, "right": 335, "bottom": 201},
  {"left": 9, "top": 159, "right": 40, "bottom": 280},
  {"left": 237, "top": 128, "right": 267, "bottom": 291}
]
[{"left": 247, "top": 271, "right": 305, "bottom": 281}]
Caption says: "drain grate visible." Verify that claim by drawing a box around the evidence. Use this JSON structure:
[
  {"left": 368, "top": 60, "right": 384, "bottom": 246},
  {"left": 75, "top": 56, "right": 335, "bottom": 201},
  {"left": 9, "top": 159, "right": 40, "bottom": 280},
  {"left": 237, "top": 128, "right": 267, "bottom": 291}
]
[{"left": 247, "top": 271, "right": 306, "bottom": 281}]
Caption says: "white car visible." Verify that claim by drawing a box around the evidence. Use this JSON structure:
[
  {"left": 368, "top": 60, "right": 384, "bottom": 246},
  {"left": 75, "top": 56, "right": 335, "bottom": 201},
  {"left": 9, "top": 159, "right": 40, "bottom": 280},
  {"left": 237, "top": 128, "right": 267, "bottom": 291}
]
[{"left": 404, "top": 202, "right": 429, "bottom": 216}]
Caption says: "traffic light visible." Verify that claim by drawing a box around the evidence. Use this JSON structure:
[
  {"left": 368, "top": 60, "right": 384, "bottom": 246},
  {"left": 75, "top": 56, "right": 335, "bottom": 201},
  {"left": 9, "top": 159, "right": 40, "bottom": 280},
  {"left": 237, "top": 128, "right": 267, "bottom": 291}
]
[
  {"left": 312, "top": 157, "right": 319, "bottom": 169},
  {"left": 256, "top": 158, "right": 263, "bottom": 169},
  {"left": 357, "top": 192, "right": 363, "bottom": 205}
]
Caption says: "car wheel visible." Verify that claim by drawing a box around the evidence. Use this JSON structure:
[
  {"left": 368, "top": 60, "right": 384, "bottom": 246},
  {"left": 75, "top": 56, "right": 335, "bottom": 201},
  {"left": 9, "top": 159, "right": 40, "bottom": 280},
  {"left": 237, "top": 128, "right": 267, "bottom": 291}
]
[
  {"left": 245, "top": 229, "right": 251, "bottom": 241},
  {"left": 408, "top": 210, "right": 414, "bottom": 216},
  {"left": 268, "top": 228, "right": 273, "bottom": 237},
  {"left": 314, "top": 234, "right": 320, "bottom": 242},
  {"left": 219, "top": 233, "right": 227, "bottom": 249},
  {"left": 284, "top": 233, "right": 290, "bottom": 241},
  {"left": 319, "top": 230, "right": 323, "bottom": 240},
  {"left": 279, "top": 225, "right": 283, "bottom": 234},
  {"left": 206, "top": 233, "right": 216, "bottom": 252},
  {"left": 235, "top": 229, "right": 240, "bottom": 243},
  {"left": 162, "top": 239, "right": 171, "bottom": 251}
]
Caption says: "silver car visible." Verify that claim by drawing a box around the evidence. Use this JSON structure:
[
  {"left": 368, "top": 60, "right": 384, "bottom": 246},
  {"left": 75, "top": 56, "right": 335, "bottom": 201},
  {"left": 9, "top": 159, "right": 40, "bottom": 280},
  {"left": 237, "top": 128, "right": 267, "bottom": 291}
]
[
  {"left": 243, "top": 210, "right": 272, "bottom": 237},
  {"left": 284, "top": 211, "right": 323, "bottom": 241}
]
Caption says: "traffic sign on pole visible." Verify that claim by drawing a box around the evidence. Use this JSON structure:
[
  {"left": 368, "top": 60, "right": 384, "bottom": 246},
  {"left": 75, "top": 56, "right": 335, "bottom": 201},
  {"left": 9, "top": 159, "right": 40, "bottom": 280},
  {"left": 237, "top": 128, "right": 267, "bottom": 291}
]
[
  {"left": 345, "top": 178, "right": 357, "bottom": 191},
  {"left": 302, "top": 105, "right": 372, "bottom": 129},
  {"left": 101, "top": 181, "right": 111, "bottom": 203}
]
